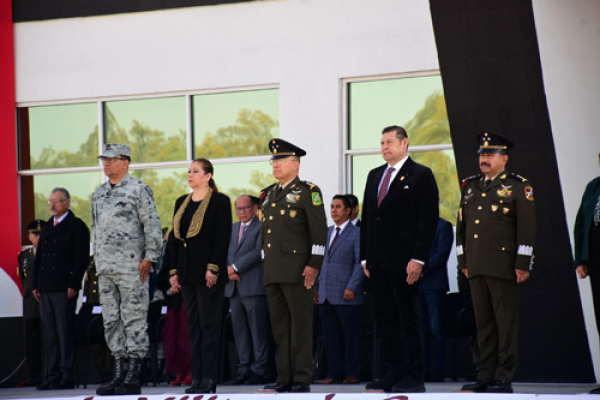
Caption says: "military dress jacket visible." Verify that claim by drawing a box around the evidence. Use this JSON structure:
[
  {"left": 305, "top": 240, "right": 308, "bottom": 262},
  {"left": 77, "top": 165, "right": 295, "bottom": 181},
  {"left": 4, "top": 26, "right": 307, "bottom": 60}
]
[
  {"left": 32, "top": 210, "right": 90, "bottom": 293},
  {"left": 456, "top": 171, "right": 536, "bottom": 280},
  {"left": 91, "top": 173, "right": 163, "bottom": 275},
  {"left": 260, "top": 176, "right": 328, "bottom": 285},
  {"left": 18, "top": 248, "right": 40, "bottom": 319},
  {"left": 573, "top": 176, "right": 600, "bottom": 267}
]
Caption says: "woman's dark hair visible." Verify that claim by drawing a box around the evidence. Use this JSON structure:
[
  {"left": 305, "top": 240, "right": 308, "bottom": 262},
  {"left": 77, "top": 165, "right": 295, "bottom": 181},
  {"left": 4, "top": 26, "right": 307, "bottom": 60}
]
[{"left": 192, "top": 158, "right": 219, "bottom": 193}]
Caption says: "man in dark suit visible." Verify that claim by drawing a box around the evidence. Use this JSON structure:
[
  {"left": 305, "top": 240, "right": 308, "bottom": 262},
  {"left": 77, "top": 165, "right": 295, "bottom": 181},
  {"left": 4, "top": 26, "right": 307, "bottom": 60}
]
[
  {"left": 457, "top": 131, "right": 536, "bottom": 393},
  {"left": 18, "top": 219, "right": 46, "bottom": 386},
  {"left": 260, "top": 139, "right": 328, "bottom": 393},
  {"left": 315, "top": 195, "right": 364, "bottom": 384},
  {"left": 417, "top": 217, "right": 452, "bottom": 382},
  {"left": 32, "top": 188, "right": 90, "bottom": 390},
  {"left": 361, "top": 125, "right": 439, "bottom": 393},
  {"left": 224, "top": 195, "right": 271, "bottom": 385}
]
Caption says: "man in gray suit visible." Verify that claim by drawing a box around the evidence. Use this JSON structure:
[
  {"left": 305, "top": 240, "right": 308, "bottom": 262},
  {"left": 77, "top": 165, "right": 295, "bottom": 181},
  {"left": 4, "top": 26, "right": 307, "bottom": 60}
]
[{"left": 224, "top": 195, "right": 271, "bottom": 385}]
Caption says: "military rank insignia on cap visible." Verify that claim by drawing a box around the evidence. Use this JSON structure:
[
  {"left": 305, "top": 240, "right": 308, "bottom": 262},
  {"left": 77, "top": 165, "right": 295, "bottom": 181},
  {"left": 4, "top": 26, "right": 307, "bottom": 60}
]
[
  {"left": 269, "top": 138, "right": 307, "bottom": 160},
  {"left": 27, "top": 219, "right": 45, "bottom": 234},
  {"left": 476, "top": 131, "right": 514, "bottom": 154},
  {"left": 98, "top": 143, "right": 132, "bottom": 159}
]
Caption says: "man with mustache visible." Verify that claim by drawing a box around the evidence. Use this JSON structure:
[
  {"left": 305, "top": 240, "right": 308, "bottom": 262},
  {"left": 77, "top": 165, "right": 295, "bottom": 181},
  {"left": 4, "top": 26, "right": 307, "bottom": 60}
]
[{"left": 456, "top": 131, "right": 536, "bottom": 393}]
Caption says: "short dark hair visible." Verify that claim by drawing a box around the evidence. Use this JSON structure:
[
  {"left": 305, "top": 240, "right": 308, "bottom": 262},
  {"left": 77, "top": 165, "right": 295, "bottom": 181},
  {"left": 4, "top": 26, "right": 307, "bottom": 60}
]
[
  {"left": 121, "top": 155, "right": 131, "bottom": 162},
  {"left": 382, "top": 125, "right": 408, "bottom": 141},
  {"left": 332, "top": 194, "right": 352, "bottom": 209},
  {"left": 346, "top": 194, "right": 359, "bottom": 209}
]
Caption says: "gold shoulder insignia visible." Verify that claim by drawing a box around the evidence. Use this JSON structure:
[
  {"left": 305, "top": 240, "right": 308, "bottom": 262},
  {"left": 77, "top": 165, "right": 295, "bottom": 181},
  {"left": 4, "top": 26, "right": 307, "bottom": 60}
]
[
  {"left": 301, "top": 180, "right": 318, "bottom": 190},
  {"left": 461, "top": 174, "right": 481, "bottom": 184},
  {"left": 510, "top": 173, "right": 528, "bottom": 182}
]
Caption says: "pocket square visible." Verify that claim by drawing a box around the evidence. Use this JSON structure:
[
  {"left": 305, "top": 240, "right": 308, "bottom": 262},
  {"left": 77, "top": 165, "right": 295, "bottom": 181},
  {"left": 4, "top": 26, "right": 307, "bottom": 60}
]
[{"left": 403, "top": 185, "right": 410, "bottom": 189}]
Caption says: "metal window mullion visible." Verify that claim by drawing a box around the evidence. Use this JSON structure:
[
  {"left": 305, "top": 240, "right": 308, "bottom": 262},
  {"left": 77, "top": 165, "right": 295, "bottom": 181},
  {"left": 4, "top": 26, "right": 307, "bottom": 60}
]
[
  {"left": 186, "top": 94, "right": 193, "bottom": 161},
  {"left": 98, "top": 101, "right": 108, "bottom": 183}
]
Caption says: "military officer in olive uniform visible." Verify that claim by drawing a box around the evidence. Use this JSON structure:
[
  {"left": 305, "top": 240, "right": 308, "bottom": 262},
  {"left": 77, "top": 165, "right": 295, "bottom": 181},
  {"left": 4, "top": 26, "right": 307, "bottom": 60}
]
[
  {"left": 456, "top": 131, "right": 536, "bottom": 394},
  {"left": 18, "top": 220, "right": 46, "bottom": 386},
  {"left": 260, "top": 139, "right": 328, "bottom": 393}
]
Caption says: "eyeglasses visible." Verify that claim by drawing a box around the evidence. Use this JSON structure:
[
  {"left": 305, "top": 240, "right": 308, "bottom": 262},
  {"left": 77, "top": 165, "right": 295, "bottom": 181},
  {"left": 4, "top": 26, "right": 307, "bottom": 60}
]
[
  {"left": 100, "top": 156, "right": 126, "bottom": 163},
  {"left": 47, "top": 199, "right": 66, "bottom": 204},
  {"left": 235, "top": 206, "right": 252, "bottom": 212}
]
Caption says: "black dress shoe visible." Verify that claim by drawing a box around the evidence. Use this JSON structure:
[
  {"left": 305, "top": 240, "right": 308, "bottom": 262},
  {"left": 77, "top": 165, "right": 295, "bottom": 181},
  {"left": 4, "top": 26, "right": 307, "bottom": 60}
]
[
  {"left": 487, "top": 380, "right": 513, "bottom": 393},
  {"left": 365, "top": 373, "right": 394, "bottom": 392},
  {"left": 263, "top": 381, "right": 292, "bottom": 392},
  {"left": 391, "top": 376, "right": 425, "bottom": 393},
  {"left": 461, "top": 379, "right": 489, "bottom": 392},
  {"left": 50, "top": 380, "right": 74, "bottom": 390},
  {"left": 244, "top": 372, "right": 267, "bottom": 385},
  {"left": 589, "top": 386, "right": 600, "bottom": 394},
  {"left": 224, "top": 373, "right": 249, "bottom": 386},
  {"left": 290, "top": 382, "right": 311, "bottom": 392},
  {"left": 36, "top": 381, "right": 55, "bottom": 391}
]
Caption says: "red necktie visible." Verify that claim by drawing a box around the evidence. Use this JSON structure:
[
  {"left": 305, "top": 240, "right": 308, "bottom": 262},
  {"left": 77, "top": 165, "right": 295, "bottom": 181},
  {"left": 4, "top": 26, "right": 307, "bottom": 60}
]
[
  {"left": 377, "top": 167, "right": 395, "bottom": 207},
  {"left": 329, "top": 227, "right": 341, "bottom": 255},
  {"left": 53, "top": 221, "right": 59, "bottom": 226}
]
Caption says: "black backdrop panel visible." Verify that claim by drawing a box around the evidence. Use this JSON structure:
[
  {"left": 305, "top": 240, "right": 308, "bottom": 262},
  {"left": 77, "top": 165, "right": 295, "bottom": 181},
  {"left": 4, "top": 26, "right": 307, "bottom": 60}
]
[
  {"left": 13, "top": 0, "right": 255, "bottom": 22},
  {"left": 430, "top": 0, "right": 595, "bottom": 382}
]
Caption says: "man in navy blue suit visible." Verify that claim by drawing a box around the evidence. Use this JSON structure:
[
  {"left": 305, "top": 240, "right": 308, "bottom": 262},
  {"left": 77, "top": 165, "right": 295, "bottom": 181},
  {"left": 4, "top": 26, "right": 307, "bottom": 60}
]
[
  {"left": 224, "top": 195, "right": 271, "bottom": 385},
  {"left": 315, "top": 195, "right": 364, "bottom": 384},
  {"left": 417, "top": 217, "right": 452, "bottom": 382}
]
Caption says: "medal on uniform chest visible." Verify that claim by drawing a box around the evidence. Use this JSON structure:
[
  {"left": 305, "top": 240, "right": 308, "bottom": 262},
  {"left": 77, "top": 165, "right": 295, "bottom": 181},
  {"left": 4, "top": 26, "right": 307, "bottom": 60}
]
[
  {"left": 491, "top": 204, "right": 498, "bottom": 212},
  {"left": 286, "top": 193, "right": 299, "bottom": 203},
  {"left": 503, "top": 207, "right": 510, "bottom": 215},
  {"left": 497, "top": 185, "right": 513, "bottom": 198},
  {"left": 290, "top": 210, "right": 297, "bottom": 218}
]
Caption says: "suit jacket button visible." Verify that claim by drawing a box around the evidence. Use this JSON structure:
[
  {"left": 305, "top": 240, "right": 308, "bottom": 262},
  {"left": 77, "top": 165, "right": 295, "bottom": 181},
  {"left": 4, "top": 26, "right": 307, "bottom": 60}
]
[
  {"left": 475, "top": 220, "right": 480, "bottom": 224},
  {"left": 269, "top": 216, "right": 273, "bottom": 220},
  {"left": 481, "top": 193, "right": 487, "bottom": 197},
  {"left": 268, "top": 244, "right": 271, "bottom": 248},
  {"left": 474, "top": 234, "right": 478, "bottom": 239},
  {"left": 376, "top": 217, "right": 381, "bottom": 221}
]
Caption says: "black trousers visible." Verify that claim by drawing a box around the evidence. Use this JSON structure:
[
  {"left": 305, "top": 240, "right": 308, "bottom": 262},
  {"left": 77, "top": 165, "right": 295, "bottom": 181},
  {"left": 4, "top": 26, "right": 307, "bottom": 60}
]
[
  {"left": 266, "top": 282, "right": 314, "bottom": 385},
  {"left": 24, "top": 317, "right": 44, "bottom": 383},
  {"left": 181, "top": 282, "right": 224, "bottom": 381},
  {"left": 39, "top": 292, "right": 76, "bottom": 383},
  {"left": 370, "top": 268, "right": 422, "bottom": 381}
]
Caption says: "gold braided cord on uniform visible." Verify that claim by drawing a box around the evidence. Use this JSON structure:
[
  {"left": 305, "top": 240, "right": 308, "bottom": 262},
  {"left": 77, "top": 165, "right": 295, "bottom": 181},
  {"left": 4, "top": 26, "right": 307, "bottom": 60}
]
[{"left": 173, "top": 187, "right": 213, "bottom": 240}]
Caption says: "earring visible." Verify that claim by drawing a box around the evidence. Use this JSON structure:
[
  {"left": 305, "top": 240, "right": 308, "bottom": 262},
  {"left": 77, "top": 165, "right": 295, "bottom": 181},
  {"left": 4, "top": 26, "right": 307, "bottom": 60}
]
[{"left": 206, "top": 182, "right": 209, "bottom": 186}]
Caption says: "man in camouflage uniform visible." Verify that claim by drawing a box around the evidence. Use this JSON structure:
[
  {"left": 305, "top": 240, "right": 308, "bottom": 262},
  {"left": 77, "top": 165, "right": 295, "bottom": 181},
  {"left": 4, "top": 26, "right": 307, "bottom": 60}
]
[
  {"left": 456, "top": 132, "right": 536, "bottom": 393},
  {"left": 91, "top": 143, "right": 162, "bottom": 396},
  {"left": 260, "top": 139, "right": 328, "bottom": 393}
]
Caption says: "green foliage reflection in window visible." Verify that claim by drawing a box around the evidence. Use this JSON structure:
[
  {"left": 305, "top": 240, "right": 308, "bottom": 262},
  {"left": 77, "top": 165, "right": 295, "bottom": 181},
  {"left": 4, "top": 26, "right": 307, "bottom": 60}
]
[
  {"left": 27, "top": 103, "right": 99, "bottom": 169},
  {"left": 348, "top": 75, "right": 451, "bottom": 149},
  {"left": 193, "top": 89, "right": 279, "bottom": 159},
  {"left": 105, "top": 96, "right": 187, "bottom": 163}
]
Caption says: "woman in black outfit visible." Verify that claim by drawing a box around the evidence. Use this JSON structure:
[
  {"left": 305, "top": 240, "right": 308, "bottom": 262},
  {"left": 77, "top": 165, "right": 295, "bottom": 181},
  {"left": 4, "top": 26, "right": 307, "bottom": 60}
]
[{"left": 165, "top": 158, "right": 232, "bottom": 394}]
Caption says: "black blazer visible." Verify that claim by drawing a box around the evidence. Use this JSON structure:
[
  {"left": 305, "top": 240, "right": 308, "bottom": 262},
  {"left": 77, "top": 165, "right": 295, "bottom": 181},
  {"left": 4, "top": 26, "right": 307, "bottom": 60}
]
[
  {"left": 32, "top": 210, "right": 90, "bottom": 292},
  {"left": 360, "top": 157, "right": 439, "bottom": 271},
  {"left": 163, "top": 192, "right": 232, "bottom": 286}
]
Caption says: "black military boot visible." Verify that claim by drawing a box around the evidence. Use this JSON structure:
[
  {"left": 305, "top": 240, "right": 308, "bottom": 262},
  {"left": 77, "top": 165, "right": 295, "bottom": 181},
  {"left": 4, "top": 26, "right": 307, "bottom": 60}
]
[
  {"left": 96, "top": 358, "right": 126, "bottom": 396},
  {"left": 114, "top": 357, "right": 142, "bottom": 395}
]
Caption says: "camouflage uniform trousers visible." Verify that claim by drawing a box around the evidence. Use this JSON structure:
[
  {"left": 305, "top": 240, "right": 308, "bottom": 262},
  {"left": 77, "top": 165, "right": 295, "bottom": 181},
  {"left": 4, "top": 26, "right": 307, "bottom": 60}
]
[{"left": 99, "top": 274, "right": 149, "bottom": 359}]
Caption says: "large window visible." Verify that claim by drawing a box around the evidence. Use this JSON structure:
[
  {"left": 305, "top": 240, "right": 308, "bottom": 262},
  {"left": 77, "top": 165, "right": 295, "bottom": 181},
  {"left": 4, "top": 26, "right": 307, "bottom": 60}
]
[
  {"left": 17, "top": 87, "right": 280, "bottom": 238},
  {"left": 345, "top": 74, "right": 459, "bottom": 224}
]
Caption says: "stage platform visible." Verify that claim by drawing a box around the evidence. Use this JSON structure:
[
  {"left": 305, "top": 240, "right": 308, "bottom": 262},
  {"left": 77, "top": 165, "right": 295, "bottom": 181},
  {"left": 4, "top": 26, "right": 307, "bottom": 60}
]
[{"left": 0, "top": 382, "right": 599, "bottom": 400}]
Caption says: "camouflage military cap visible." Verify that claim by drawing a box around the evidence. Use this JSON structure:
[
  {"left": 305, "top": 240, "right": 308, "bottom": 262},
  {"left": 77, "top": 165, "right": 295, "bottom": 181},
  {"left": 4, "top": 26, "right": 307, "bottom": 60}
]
[{"left": 98, "top": 143, "right": 131, "bottom": 159}]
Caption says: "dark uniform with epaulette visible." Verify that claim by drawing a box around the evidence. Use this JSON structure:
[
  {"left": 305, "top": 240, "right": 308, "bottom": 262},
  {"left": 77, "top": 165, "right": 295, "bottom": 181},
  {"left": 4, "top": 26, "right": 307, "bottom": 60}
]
[
  {"left": 18, "top": 220, "right": 46, "bottom": 385},
  {"left": 456, "top": 132, "right": 536, "bottom": 392},
  {"left": 260, "top": 139, "right": 328, "bottom": 391}
]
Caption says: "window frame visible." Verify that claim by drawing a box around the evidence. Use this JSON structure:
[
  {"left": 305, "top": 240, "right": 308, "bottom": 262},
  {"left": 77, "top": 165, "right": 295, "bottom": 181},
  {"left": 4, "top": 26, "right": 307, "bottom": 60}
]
[{"left": 341, "top": 70, "right": 453, "bottom": 194}]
